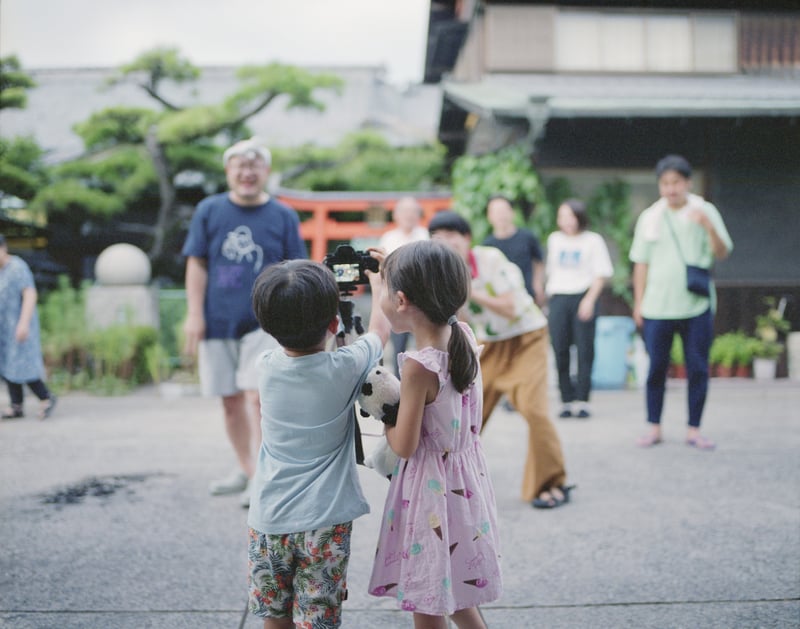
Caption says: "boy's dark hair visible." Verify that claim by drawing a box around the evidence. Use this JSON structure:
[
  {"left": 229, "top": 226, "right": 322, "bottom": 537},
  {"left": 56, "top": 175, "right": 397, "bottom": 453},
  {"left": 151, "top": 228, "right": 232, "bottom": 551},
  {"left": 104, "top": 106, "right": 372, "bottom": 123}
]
[
  {"left": 382, "top": 241, "right": 478, "bottom": 392},
  {"left": 427, "top": 210, "right": 472, "bottom": 236},
  {"left": 252, "top": 260, "right": 339, "bottom": 350},
  {"left": 561, "top": 198, "right": 589, "bottom": 231},
  {"left": 655, "top": 154, "right": 692, "bottom": 180}
]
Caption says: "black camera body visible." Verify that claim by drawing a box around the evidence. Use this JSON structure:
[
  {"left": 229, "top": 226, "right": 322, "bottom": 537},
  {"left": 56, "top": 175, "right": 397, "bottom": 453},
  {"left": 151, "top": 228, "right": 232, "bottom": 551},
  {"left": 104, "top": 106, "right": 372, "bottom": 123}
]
[{"left": 323, "top": 245, "right": 379, "bottom": 293}]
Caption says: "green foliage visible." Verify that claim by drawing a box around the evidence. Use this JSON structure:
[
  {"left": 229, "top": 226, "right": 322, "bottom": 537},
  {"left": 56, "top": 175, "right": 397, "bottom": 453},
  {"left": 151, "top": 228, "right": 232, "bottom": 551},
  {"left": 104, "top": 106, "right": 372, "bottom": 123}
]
[
  {"left": 29, "top": 180, "right": 124, "bottom": 221},
  {"left": 451, "top": 145, "right": 549, "bottom": 244},
  {"left": 0, "top": 55, "right": 36, "bottom": 110},
  {"left": 109, "top": 46, "right": 201, "bottom": 92},
  {"left": 279, "top": 131, "right": 447, "bottom": 192},
  {"left": 73, "top": 107, "right": 154, "bottom": 149},
  {"left": 54, "top": 146, "right": 157, "bottom": 201},
  {"left": 754, "top": 297, "right": 790, "bottom": 359},
  {"left": 40, "top": 278, "right": 165, "bottom": 394},
  {"left": 157, "top": 103, "right": 236, "bottom": 144},
  {"left": 40, "top": 277, "right": 91, "bottom": 385},
  {"left": 709, "top": 333, "right": 737, "bottom": 368},
  {"left": 670, "top": 335, "right": 684, "bottom": 367},
  {"left": 231, "top": 63, "right": 343, "bottom": 112},
  {"left": 0, "top": 135, "right": 48, "bottom": 200},
  {"left": 586, "top": 180, "right": 634, "bottom": 302}
]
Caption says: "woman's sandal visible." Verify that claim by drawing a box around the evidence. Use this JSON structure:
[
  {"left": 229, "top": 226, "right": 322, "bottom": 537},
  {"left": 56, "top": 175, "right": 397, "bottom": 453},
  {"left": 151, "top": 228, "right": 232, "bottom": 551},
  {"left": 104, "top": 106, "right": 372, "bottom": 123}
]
[
  {"left": 532, "top": 484, "right": 575, "bottom": 509},
  {"left": 1, "top": 405, "right": 24, "bottom": 420},
  {"left": 686, "top": 435, "right": 716, "bottom": 450},
  {"left": 38, "top": 396, "right": 57, "bottom": 420},
  {"left": 636, "top": 433, "right": 663, "bottom": 448}
]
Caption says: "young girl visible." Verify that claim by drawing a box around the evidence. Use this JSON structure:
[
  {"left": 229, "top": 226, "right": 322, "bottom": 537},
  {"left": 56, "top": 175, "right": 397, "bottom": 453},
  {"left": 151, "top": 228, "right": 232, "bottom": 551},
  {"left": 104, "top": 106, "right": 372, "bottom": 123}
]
[{"left": 368, "top": 240, "right": 502, "bottom": 629}]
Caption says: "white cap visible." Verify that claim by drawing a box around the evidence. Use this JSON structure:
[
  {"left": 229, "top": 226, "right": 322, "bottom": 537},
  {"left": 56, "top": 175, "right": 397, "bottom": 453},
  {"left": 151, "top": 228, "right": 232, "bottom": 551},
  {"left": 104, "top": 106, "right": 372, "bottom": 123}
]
[{"left": 222, "top": 138, "right": 272, "bottom": 167}]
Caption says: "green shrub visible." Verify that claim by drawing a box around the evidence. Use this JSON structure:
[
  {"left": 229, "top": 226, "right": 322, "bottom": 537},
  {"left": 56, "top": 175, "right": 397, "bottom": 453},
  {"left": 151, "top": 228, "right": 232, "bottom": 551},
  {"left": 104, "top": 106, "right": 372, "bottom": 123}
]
[{"left": 40, "top": 276, "right": 167, "bottom": 393}]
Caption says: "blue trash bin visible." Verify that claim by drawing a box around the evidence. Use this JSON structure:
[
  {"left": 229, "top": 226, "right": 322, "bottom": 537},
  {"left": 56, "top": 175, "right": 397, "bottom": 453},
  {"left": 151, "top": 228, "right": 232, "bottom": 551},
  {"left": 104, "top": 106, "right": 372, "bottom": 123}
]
[{"left": 591, "top": 316, "right": 636, "bottom": 389}]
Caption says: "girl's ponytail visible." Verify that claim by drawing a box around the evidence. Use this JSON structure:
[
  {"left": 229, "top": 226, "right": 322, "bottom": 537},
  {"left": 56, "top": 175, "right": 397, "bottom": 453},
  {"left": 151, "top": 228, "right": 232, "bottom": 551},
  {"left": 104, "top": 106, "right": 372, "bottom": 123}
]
[{"left": 447, "top": 317, "right": 478, "bottom": 393}]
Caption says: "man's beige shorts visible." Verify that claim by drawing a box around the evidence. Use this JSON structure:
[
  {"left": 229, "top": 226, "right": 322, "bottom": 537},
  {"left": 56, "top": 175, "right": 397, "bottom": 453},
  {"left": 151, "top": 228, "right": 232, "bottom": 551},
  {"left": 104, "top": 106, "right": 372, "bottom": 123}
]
[{"left": 198, "top": 329, "right": 278, "bottom": 397}]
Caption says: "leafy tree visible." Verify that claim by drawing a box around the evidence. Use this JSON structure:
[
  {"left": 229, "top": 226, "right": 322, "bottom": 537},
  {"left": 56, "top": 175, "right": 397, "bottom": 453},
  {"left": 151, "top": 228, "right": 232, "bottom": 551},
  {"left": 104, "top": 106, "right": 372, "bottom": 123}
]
[
  {"left": 0, "top": 136, "right": 48, "bottom": 201},
  {"left": 450, "top": 144, "right": 551, "bottom": 244},
  {"left": 28, "top": 47, "right": 344, "bottom": 277},
  {"left": 0, "top": 57, "right": 49, "bottom": 230},
  {"left": 277, "top": 130, "right": 447, "bottom": 192},
  {"left": 0, "top": 55, "right": 36, "bottom": 110}
]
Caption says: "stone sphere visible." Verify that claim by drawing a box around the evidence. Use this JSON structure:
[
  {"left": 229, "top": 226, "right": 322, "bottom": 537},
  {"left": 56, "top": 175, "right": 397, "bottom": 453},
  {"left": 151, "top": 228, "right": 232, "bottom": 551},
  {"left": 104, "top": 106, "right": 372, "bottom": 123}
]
[{"left": 94, "top": 244, "right": 151, "bottom": 285}]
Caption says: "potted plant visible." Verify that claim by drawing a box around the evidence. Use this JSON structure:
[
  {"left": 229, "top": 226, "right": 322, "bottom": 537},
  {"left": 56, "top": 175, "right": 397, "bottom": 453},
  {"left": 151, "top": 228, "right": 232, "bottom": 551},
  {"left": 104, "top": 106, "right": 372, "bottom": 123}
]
[
  {"left": 753, "top": 297, "right": 791, "bottom": 380},
  {"left": 735, "top": 336, "right": 758, "bottom": 378},
  {"left": 710, "top": 333, "right": 737, "bottom": 378}
]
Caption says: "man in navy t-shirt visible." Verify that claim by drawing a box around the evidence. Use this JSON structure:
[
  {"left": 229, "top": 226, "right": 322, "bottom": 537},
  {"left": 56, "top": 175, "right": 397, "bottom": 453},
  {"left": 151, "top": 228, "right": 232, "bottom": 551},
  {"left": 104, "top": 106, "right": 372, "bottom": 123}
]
[{"left": 182, "top": 138, "right": 306, "bottom": 506}]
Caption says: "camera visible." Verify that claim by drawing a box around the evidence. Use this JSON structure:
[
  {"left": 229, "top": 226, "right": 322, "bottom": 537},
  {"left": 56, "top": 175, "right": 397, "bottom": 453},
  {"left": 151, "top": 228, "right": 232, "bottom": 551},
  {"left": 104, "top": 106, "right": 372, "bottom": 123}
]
[{"left": 323, "top": 245, "right": 379, "bottom": 293}]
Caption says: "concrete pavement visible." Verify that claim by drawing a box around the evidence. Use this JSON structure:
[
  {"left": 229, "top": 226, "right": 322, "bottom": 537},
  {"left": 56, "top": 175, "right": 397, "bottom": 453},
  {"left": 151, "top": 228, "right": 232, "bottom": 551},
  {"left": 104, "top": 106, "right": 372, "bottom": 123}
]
[{"left": 1, "top": 378, "right": 798, "bottom": 628}]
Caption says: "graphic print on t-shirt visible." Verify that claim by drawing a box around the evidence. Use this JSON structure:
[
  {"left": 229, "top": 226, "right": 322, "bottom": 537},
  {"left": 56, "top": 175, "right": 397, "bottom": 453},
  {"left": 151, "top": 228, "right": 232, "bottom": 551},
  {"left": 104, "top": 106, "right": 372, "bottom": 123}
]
[
  {"left": 221, "top": 226, "right": 264, "bottom": 272},
  {"left": 558, "top": 249, "right": 581, "bottom": 268}
]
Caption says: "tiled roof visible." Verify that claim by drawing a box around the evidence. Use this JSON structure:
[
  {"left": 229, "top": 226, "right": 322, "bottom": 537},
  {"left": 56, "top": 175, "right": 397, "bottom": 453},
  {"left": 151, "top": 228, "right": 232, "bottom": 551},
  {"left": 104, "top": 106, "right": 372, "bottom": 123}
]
[
  {"left": 0, "top": 66, "right": 442, "bottom": 164},
  {"left": 444, "top": 72, "right": 800, "bottom": 118}
]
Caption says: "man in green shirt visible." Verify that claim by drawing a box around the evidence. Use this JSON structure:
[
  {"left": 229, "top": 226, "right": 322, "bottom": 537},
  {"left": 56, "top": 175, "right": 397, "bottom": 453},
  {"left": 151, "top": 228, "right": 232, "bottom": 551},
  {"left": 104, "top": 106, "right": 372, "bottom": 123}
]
[{"left": 630, "top": 154, "right": 733, "bottom": 450}]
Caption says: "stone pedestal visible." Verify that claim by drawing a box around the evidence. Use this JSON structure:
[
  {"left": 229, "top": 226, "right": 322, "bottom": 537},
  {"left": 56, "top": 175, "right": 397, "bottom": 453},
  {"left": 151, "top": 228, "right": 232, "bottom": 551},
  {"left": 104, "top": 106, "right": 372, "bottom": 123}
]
[
  {"left": 86, "top": 244, "right": 159, "bottom": 329},
  {"left": 86, "top": 284, "right": 160, "bottom": 329}
]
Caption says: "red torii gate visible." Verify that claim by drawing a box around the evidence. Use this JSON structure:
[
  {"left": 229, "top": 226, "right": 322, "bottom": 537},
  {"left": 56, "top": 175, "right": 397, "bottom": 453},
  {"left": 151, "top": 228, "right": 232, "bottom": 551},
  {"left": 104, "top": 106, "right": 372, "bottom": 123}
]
[{"left": 275, "top": 188, "right": 453, "bottom": 262}]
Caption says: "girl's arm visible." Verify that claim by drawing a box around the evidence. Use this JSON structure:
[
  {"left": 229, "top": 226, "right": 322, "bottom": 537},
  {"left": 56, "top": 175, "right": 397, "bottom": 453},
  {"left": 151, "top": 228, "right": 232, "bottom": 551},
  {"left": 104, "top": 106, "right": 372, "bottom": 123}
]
[
  {"left": 578, "top": 276, "right": 605, "bottom": 321},
  {"left": 366, "top": 266, "right": 391, "bottom": 347},
  {"left": 385, "top": 359, "right": 437, "bottom": 459}
]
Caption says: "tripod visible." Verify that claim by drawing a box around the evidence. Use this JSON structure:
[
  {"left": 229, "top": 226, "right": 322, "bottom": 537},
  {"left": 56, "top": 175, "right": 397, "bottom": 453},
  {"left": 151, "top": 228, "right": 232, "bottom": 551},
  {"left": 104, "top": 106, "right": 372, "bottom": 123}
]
[{"left": 335, "top": 293, "right": 367, "bottom": 465}]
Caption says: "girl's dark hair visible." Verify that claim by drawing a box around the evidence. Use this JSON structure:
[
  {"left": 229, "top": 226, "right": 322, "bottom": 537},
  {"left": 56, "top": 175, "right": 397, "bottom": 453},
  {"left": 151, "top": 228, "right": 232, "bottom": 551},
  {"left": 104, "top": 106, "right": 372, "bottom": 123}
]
[
  {"left": 382, "top": 241, "right": 478, "bottom": 392},
  {"left": 562, "top": 198, "right": 589, "bottom": 231},
  {"left": 251, "top": 260, "right": 339, "bottom": 350},
  {"left": 655, "top": 154, "right": 692, "bottom": 179}
]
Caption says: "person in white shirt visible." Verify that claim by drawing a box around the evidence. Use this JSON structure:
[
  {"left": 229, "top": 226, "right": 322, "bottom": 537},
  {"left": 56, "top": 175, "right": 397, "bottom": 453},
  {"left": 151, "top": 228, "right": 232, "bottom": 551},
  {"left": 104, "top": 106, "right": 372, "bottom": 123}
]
[
  {"left": 545, "top": 199, "right": 613, "bottom": 419},
  {"left": 378, "top": 197, "right": 429, "bottom": 374}
]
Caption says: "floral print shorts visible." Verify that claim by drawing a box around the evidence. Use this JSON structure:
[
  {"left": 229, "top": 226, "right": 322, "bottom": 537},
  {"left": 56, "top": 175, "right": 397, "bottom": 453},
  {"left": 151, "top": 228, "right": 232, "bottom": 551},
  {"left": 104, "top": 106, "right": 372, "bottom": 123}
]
[{"left": 248, "top": 522, "right": 352, "bottom": 628}]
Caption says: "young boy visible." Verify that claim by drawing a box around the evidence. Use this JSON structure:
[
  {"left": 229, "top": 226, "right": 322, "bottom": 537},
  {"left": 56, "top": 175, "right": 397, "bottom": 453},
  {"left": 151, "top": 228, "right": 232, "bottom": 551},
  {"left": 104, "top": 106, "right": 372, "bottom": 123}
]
[{"left": 247, "top": 258, "right": 390, "bottom": 629}]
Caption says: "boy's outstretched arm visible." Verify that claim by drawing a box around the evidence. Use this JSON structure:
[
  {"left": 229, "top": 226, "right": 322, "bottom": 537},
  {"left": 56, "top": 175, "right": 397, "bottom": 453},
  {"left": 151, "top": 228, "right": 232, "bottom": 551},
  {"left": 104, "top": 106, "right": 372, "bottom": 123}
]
[{"left": 366, "top": 249, "right": 391, "bottom": 347}]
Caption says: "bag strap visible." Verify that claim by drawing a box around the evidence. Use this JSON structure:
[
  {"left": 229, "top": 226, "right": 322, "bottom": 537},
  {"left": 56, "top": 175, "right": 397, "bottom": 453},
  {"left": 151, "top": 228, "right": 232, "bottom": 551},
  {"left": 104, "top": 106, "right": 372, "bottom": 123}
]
[
  {"left": 663, "top": 212, "right": 687, "bottom": 265},
  {"left": 664, "top": 211, "right": 712, "bottom": 272}
]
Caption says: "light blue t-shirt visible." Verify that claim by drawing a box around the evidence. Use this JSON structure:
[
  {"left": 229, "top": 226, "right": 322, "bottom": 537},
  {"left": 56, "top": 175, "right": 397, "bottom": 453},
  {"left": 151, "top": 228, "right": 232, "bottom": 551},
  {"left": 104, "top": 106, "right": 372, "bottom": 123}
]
[{"left": 247, "top": 332, "right": 383, "bottom": 535}]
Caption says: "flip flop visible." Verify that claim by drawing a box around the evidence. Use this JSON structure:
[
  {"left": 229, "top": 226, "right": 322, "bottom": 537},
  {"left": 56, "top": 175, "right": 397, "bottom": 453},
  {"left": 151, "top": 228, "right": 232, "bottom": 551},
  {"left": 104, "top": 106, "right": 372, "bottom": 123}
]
[
  {"left": 532, "top": 485, "right": 575, "bottom": 509},
  {"left": 636, "top": 433, "right": 663, "bottom": 448},
  {"left": 686, "top": 435, "right": 716, "bottom": 450}
]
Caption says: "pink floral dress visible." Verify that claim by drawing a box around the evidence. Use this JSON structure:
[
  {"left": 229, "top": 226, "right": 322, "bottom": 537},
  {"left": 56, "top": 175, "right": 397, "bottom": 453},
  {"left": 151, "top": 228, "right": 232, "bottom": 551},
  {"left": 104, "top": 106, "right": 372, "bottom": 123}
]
[{"left": 368, "top": 327, "right": 502, "bottom": 615}]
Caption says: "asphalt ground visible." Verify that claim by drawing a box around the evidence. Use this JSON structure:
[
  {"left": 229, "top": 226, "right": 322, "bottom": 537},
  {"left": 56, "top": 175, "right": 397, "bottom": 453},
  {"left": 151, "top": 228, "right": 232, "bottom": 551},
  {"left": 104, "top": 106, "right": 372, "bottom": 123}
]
[{"left": 1, "top": 378, "right": 798, "bottom": 629}]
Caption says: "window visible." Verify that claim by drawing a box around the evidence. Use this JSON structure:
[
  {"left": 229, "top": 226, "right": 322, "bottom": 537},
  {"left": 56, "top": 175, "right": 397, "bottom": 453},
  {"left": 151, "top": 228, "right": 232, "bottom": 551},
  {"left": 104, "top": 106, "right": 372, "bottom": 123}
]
[{"left": 555, "top": 11, "right": 737, "bottom": 73}]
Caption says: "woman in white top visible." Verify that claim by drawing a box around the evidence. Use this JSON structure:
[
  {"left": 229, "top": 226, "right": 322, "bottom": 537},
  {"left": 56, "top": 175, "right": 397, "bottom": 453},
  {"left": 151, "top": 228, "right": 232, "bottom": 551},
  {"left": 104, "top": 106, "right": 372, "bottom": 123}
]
[{"left": 545, "top": 199, "right": 613, "bottom": 418}]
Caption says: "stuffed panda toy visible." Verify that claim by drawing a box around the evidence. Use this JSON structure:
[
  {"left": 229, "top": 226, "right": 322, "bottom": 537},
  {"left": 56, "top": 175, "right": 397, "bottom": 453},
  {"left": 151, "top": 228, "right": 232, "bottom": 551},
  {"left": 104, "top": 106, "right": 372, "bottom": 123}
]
[{"left": 357, "top": 366, "right": 401, "bottom": 478}]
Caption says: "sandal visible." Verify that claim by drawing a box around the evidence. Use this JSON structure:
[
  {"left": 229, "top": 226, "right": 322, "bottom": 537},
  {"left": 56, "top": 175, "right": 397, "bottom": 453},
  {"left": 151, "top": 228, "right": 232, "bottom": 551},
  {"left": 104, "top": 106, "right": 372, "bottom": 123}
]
[
  {"left": 636, "top": 433, "right": 663, "bottom": 448},
  {"left": 1, "top": 405, "right": 24, "bottom": 420},
  {"left": 686, "top": 435, "right": 715, "bottom": 450},
  {"left": 532, "top": 485, "right": 575, "bottom": 509},
  {"left": 38, "top": 396, "right": 57, "bottom": 420}
]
